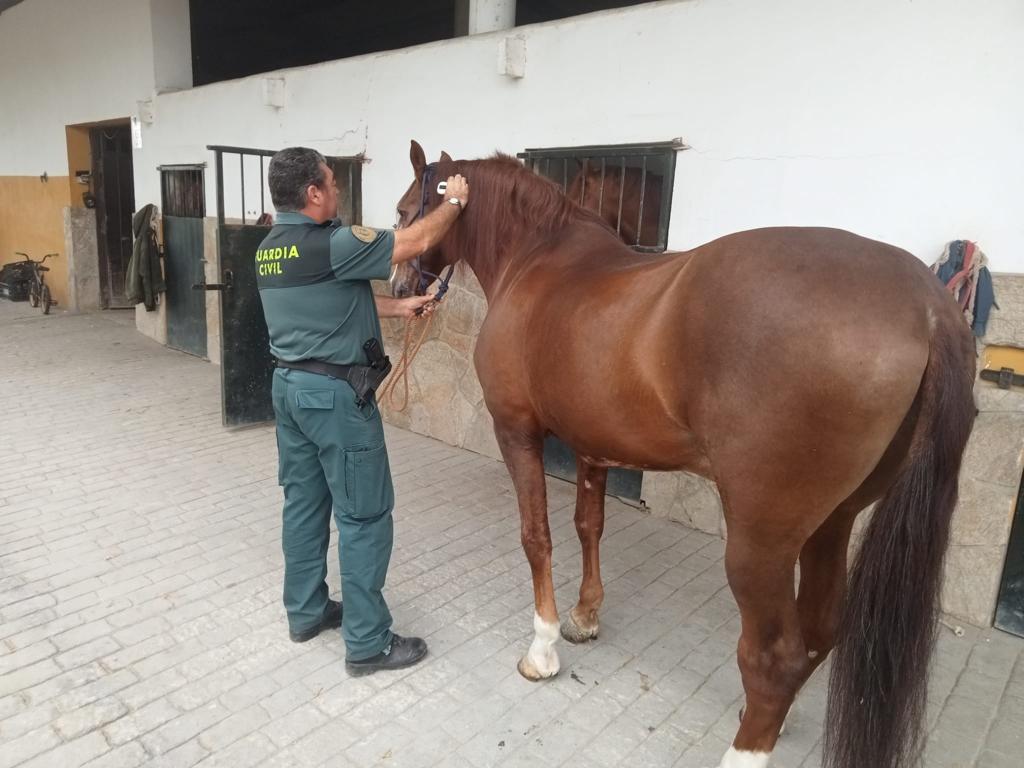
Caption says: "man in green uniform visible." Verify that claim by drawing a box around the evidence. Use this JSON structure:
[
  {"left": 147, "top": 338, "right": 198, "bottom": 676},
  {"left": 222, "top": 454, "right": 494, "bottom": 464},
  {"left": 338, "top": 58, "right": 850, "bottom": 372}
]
[{"left": 257, "top": 147, "right": 468, "bottom": 675}]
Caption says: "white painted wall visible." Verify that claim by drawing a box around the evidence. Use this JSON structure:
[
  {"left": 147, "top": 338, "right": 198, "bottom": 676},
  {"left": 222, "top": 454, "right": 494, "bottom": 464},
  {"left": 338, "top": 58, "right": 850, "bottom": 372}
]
[
  {"left": 132, "top": 0, "right": 1024, "bottom": 273},
  {"left": 0, "top": 0, "right": 160, "bottom": 173},
  {"left": 0, "top": 0, "right": 1020, "bottom": 267}
]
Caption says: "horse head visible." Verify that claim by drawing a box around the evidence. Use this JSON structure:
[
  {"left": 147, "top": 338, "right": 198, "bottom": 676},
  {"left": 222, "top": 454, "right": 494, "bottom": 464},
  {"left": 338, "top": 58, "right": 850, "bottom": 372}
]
[{"left": 391, "top": 139, "right": 455, "bottom": 298}]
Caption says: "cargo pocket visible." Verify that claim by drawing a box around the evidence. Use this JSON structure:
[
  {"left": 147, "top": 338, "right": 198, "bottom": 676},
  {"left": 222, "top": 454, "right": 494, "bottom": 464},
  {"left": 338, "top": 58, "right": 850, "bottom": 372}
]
[
  {"left": 295, "top": 390, "right": 335, "bottom": 410},
  {"left": 343, "top": 444, "right": 394, "bottom": 520}
]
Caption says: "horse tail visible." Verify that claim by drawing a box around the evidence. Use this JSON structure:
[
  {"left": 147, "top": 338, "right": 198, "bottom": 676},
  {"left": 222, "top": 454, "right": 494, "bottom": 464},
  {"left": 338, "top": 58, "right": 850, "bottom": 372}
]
[{"left": 824, "top": 324, "right": 975, "bottom": 768}]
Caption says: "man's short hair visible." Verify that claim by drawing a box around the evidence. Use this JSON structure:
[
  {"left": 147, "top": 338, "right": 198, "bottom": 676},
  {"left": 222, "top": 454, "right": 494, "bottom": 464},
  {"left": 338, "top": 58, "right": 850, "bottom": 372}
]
[{"left": 268, "top": 147, "right": 327, "bottom": 211}]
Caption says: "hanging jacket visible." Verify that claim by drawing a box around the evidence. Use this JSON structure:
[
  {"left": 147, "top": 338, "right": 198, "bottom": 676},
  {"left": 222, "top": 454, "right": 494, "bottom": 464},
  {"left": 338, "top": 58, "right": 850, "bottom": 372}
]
[
  {"left": 127, "top": 204, "right": 166, "bottom": 311},
  {"left": 932, "top": 240, "right": 997, "bottom": 337}
]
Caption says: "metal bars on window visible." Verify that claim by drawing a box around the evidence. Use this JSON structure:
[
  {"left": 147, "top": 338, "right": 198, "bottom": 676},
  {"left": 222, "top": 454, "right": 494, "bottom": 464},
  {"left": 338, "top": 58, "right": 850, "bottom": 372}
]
[
  {"left": 518, "top": 140, "right": 684, "bottom": 253},
  {"left": 206, "top": 145, "right": 277, "bottom": 227},
  {"left": 158, "top": 165, "right": 206, "bottom": 218}
]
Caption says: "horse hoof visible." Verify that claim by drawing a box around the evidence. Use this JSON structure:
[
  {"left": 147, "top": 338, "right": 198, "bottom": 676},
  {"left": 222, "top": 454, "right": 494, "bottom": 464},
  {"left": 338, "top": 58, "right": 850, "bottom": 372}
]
[
  {"left": 560, "top": 613, "right": 599, "bottom": 644},
  {"left": 518, "top": 655, "right": 558, "bottom": 682}
]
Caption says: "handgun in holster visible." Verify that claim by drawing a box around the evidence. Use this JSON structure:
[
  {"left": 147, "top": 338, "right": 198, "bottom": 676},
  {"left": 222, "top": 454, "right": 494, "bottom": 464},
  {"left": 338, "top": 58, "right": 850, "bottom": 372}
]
[{"left": 346, "top": 338, "right": 393, "bottom": 407}]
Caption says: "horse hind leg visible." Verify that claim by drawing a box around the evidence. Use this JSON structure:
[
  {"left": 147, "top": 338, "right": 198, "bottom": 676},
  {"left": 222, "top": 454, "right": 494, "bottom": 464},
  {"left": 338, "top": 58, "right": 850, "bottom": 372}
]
[
  {"left": 494, "top": 426, "right": 562, "bottom": 681},
  {"left": 795, "top": 503, "right": 859, "bottom": 684},
  {"left": 719, "top": 528, "right": 809, "bottom": 768},
  {"left": 561, "top": 459, "right": 607, "bottom": 644},
  {"left": 795, "top": 406, "right": 917, "bottom": 684},
  {"left": 733, "top": 503, "right": 858, "bottom": 741},
  {"left": 734, "top": 507, "right": 857, "bottom": 744}
]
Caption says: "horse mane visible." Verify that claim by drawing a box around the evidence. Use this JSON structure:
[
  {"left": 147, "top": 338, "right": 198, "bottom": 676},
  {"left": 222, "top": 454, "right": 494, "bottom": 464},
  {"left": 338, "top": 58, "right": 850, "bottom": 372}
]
[{"left": 445, "top": 154, "right": 614, "bottom": 289}]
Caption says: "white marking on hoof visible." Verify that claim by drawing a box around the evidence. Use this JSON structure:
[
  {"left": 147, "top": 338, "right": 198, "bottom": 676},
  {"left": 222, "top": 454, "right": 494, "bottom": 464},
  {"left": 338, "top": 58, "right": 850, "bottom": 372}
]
[
  {"left": 520, "top": 612, "right": 560, "bottom": 680},
  {"left": 717, "top": 747, "right": 771, "bottom": 768}
]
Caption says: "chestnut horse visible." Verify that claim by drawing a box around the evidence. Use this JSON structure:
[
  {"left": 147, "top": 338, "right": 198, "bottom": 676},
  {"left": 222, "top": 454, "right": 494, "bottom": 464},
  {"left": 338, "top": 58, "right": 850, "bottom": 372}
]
[{"left": 392, "top": 141, "right": 975, "bottom": 768}]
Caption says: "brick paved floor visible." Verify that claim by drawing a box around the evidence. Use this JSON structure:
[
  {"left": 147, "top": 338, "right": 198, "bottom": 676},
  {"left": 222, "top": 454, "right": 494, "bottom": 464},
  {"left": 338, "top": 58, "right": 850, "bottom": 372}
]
[{"left": 1, "top": 300, "right": 1022, "bottom": 768}]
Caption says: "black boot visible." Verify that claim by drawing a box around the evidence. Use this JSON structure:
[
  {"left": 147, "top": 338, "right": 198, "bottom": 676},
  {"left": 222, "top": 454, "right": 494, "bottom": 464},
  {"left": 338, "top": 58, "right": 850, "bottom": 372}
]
[
  {"left": 289, "top": 599, "right": 342, "bottom": 643},
  {"left": 345, "top": 634, "right": 428, "bottom": 676}
]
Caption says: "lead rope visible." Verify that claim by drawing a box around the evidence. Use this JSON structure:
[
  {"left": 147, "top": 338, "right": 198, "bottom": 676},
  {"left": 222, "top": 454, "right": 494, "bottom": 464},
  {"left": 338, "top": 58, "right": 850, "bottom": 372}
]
[
  {"left": 380, "top": 263, "right": 456, "bottom": 411},
  {"left": 379, "top": 303, "right": 438, "bottom": 412}
]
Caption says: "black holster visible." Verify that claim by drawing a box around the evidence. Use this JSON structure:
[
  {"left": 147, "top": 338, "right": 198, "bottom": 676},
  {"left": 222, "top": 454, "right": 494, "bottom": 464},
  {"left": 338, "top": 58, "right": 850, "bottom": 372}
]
[
  {"left": 344, "top": 363, "right": 390, "bottom": 407},
  {"left": 275, "top": 337, "right": 391, "bottom": 407},
  {"left": 349, "top": 337, "right": 392, "bottom": 407}
]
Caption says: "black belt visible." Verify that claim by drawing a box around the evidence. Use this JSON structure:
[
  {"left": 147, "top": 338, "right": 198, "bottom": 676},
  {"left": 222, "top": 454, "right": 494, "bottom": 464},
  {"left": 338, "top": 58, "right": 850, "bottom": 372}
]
[
  {"left": 276, "top": 358, "right": 355, "bottom": 379},
  {"left": 276, "top": 353, "right": 392, "bottom": 408}
]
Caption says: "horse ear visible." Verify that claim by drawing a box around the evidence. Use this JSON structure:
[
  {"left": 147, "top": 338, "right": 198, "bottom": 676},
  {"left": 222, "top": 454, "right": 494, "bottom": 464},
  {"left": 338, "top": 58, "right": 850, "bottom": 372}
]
[
  {"left": 410, "top": 140, "right": 426, "bottom": 181},
  {"left": 439, "top": 150, "right": 453, "bottom": 163}
]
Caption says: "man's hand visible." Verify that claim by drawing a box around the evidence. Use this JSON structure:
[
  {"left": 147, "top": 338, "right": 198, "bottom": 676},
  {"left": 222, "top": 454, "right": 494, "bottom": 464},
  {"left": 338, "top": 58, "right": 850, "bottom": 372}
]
[
  {"left": 443, "top": 174, "right": 469, "bottom": 208},
  {"left": 398, "top": 295, "right": 437, "bottom": 319},
  {"left": 392, "top": 174, "right": 469, "bottom": 263},
  {"left": 375, "top": 294, "right": 438, "bottom": 319}
]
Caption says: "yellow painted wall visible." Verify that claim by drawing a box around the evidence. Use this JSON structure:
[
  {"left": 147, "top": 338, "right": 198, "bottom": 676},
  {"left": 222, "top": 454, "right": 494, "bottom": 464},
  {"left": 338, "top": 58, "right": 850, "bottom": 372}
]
[
  {"left": 65, "top": 126, "right": 93, "bottom": 209},
  {"left": 982, "top": 345, "right": 1024, "bottom": 374},
  {"left": 0, "top": 176, "right": 72, "bottom": 309}
]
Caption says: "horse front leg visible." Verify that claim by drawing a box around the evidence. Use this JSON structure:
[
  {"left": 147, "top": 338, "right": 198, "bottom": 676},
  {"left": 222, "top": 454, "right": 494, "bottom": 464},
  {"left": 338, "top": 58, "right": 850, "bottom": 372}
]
[
  {"left": 494, "top": 425, "right": 561, "bottom": 681},
  {"left": 561, "top": 458, "right": 606, "bottom": 643}
]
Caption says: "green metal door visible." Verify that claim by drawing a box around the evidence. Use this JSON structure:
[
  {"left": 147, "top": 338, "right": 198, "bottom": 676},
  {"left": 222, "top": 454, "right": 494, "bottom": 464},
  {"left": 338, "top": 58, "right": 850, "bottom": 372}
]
[
  {"left": 164, "top": 216, "right": 208, "bottom": 358},
  {"left": 161, "top": 166, "right": 208, "bottom": 358},
  {"left": 996, "top": 474, "right": 1024, "bottom": 637},
  {"left": 217, "top": 224, "right": 276, "bottom": 427}
]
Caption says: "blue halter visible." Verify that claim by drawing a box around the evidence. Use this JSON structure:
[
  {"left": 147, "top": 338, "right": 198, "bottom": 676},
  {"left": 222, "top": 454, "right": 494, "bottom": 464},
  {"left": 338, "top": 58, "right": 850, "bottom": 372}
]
[{"left": 413, "top": 163, "right": 456, "bottom": 301}]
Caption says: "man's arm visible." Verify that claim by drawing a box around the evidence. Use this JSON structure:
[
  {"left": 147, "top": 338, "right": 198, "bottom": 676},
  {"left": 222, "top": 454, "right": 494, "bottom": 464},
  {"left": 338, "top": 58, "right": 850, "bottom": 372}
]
[{"left": 392, "top": 174, "right": 469, "bottom": 264}]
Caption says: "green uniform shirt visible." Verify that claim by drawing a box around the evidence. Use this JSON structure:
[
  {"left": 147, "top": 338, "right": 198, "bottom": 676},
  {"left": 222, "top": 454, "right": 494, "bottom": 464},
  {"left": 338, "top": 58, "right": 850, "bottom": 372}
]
[{"left": 256, "top": 212, "right": 395, "bottom": 365}]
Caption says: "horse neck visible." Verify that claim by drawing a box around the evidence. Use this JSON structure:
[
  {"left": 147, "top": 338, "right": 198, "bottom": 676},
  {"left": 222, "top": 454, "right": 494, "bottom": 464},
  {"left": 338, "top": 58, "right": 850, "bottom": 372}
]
[
  {"left": 446, "top": 217, "right": 504, "bottom": 303},
  {"left": 447, "top": 158, "right": 577, "bottom": 300}
]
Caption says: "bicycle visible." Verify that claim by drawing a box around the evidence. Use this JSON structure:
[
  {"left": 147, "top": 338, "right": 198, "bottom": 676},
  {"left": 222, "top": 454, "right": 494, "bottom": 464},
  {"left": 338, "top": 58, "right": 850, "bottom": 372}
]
[{"left": 14, "top": 252, "right": 59, "bottom": 314}]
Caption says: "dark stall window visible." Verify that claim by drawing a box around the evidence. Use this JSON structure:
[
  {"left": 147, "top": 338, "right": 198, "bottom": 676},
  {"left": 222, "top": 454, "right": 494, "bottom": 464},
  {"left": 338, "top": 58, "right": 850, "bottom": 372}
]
[
  {"left": 160, "top": 166, "right": 205, "bottom": 218},
  {"left": 189, "top": 0, "right": 459, "bottom": 86},
  {"left": 516, "top": 0, "right": 654, "bottom": 26},
  {"left": 518, "top": 141, "right": 680, "bottom": 253}
]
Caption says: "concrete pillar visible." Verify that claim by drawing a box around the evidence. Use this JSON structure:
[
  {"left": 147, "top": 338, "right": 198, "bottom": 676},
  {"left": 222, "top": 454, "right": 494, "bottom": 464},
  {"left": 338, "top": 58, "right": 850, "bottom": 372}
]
[
  {"left": 150, "top": 0, "right": 192, "bottom": 92},
  {"left": 63, "top": 207, "right": 101, "bottom": 313},
  {"left": 469, "top": 0, "right": 516, "bottom": 35}
]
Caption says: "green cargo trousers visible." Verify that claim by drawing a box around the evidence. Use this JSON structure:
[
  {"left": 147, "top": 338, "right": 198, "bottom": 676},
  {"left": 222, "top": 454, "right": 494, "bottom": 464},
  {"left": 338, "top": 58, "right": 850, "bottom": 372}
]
[{"left": 272, "top": 367, "right": 394, "bottom": 660}]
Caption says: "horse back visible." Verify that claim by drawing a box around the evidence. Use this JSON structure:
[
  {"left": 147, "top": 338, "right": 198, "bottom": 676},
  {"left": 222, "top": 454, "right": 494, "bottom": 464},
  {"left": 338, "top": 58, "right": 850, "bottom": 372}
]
[{"left": 475, "top": 226, "right": 966, "bottom": 476}]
